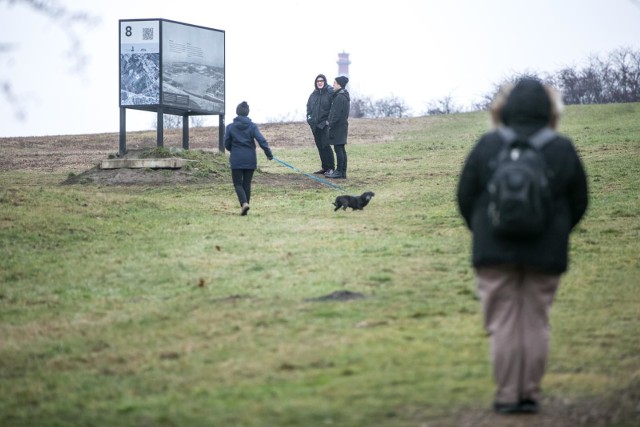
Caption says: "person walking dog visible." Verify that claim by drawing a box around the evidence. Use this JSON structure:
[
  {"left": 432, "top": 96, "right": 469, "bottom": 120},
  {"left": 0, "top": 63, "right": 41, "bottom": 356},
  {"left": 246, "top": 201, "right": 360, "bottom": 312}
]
[
  {"left": 456, "top": 78, "right": 589, "bottom": 414},
  {"left": 224, "top": 101, "right": 273, "bottom": 216}
]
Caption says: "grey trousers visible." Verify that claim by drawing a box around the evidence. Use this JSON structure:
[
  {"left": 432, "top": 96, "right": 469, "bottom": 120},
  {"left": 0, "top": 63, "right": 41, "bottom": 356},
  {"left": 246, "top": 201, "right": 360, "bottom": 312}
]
[{"left": 475, "top": 266, "right": 560, "bottom": 404}]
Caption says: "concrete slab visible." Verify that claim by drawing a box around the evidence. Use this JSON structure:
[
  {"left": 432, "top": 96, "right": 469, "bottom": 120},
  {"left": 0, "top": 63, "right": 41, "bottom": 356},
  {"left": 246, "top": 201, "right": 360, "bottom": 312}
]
[{"left": 100, "top": 158, "right": 193, "bottom": 170}]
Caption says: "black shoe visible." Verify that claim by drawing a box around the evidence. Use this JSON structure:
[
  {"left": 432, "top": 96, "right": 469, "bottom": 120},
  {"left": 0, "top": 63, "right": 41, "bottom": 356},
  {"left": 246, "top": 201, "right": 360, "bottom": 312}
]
[
  {"left": 518, "top": 399, "right": 539, "bottom": 414},
  {"left": 313, "top": 169, "right": 327, "bottom": 175},
  {"left": 323, "top": 169, "right": 334, "bottom": 176},
  {"left": 493, "top": 402, "right": 521, "bottom": 414},
  {"left": 326, "top": 170, "right": 344, "bottom": 179}
]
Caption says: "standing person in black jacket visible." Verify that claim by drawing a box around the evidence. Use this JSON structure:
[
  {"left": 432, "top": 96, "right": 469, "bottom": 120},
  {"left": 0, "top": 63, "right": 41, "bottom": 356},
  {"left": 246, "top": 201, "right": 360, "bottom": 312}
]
[
  {"left": 456, "top": 78, "right": 589, "bottom": 414},
  {"left": 306, "top": 74, "right": 335, "bottom": 175},
  {"left": 224, "top": 101, "right": 273, "bottom": 216},
  {"left": 326, "top": 76, "right": 350, "bottom": 179}
]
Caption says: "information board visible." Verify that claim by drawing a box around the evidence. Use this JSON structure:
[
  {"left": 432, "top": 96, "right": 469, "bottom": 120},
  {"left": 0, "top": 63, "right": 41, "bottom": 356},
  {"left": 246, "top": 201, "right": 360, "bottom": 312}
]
[{"left": 119, "top": 19, "right": 225, "bottom": 115}]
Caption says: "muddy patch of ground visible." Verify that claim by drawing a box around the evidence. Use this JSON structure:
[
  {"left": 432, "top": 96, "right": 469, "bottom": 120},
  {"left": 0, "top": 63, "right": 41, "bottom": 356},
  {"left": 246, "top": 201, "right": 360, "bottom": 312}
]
[
  {"left": 57, "top": 147, "right": 334, "bottom": 189},
  {"left": 305, "top": 290, "right": 366, "bottom": 302},
  {"left": 62, "top": 164, "right": 329, "bottom": 189}
]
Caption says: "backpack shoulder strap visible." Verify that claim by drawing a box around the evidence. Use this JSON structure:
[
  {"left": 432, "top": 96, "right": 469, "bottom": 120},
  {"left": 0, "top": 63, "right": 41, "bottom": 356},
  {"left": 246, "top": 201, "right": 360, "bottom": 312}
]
[
  {"left": 496, "top": 126, "right": 518, "bottom": 144},
  {"left": 497, "top": 126, "right": 557, "bottom": 149},
  {"left": 529, "top": 127, "right": 557, "bottom": 150}
]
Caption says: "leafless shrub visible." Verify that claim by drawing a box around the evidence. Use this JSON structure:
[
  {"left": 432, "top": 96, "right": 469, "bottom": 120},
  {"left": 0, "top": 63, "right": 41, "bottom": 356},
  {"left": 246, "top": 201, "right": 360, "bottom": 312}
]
[
  {"left": 481, "top": 48, "right": 640, "bottom": 108},
  {"left": 351, "top": 94, "right": 410, "bottom": 118},
  {"left": 423, "top": 94, "right": 461, "bottom": 116}
]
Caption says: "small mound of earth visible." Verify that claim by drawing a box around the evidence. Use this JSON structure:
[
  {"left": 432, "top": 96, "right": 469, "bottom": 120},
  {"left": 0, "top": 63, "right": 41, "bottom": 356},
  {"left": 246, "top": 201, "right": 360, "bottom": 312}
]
[
  {"left": 61, "top": 148, "right": 219, "bottom": 186},
  {"left": 306, "top": 290, "right": 366, "bottom": 302},
  {"left": 62, "top": 166, "right": 334, "bottom": 188},
  {"left": 61, "top": 148, "right": 330, "bottom": 189}
]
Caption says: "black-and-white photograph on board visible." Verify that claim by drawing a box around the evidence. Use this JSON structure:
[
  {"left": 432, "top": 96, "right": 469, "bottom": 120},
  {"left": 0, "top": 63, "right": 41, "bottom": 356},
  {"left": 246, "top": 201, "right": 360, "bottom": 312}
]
[
  {"left": 119, "top": 19, "right": 225, "bottom": 114},
  {"left": 162, "top": 21, "right": 225, "bottom": 114},
  {"left": 120, "top": 20, "right": 160, "bottom": 106}
]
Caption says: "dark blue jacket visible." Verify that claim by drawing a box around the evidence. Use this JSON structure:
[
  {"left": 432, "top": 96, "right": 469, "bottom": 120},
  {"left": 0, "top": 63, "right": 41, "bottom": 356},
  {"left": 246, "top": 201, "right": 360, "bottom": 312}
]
[{"left": 224, "top": 116, "right": 272, "bottom": 170}]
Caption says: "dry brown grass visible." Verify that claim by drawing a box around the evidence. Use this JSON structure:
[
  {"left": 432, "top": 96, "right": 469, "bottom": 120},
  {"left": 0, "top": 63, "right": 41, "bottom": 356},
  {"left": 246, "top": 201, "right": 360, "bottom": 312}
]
[{"left": 0, "top": 117, "right": 423, "bottom": 173}]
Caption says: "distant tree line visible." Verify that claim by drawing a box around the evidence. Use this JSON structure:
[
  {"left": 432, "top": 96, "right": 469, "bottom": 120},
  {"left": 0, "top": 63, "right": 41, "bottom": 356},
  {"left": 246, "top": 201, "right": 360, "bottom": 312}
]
[
  {"left": 352, "top": 47, "right": 640, "bottom": 118},
  {"left": 168, "top": 46, "right": 640, "bottom": 126},
  {"left": 472, "top": 47, "right": 640, "bottom": 113},
  {"left": 553, "top": 47, "right": 640, "bottom": 104}
]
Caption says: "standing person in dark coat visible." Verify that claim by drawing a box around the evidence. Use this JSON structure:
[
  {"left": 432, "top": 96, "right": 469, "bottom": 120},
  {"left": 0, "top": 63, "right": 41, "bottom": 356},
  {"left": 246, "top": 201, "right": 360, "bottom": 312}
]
[
  {"left": 326, "top": 76, "right": 350, "bottom": 179},
  {"left": 224, "top": 101, "right": 273, "bottom": 216},
  {"left": 306, "top": 73, "right": 335, "bottom": 175},
  {"left": 456, "top": 78, "right": 589, "bottom": 414}
]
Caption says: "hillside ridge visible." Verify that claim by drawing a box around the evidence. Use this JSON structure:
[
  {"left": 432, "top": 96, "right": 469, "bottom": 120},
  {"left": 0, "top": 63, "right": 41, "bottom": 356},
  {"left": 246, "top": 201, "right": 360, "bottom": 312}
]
[{"left": 0, "top": 116, "right": 437, "bottom": 172}]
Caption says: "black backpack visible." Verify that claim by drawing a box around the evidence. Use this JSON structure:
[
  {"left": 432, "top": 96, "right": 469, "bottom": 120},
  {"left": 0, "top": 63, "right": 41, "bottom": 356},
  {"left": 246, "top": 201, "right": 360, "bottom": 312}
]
[{"left": 487, "top": 126, "right": 557, "bottom": 238}]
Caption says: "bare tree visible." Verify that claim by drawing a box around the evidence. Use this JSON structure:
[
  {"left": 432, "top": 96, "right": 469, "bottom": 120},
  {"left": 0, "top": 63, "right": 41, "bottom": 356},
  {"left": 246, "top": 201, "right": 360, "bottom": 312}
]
[
  {"left": 581, "top": 56, "right": 607, "bottom": 104},
  {"left": 373, "top": 95, "right": 410, "bottom": 118},
  {"left": 189, "top": 115, "right": 208, "bottom": 128},
  {"left": 607, "top": 47, "right": 640, "bottom": 102},
  {"left": 424, "top": 94, "right": 461, "bottom": 116},
  {"left": 350, "top": 95, "right": 374, "bottom": 118},
  {"left": 0, "top": 0, "right": 99, "bottom": 120},
  {"left": 151, "top": 114, "right": 182, "bottom": 129},
  {"left": 555, "top": 67, "right": 582, "bottom": 104},
  {"left": 350, "top": 94, "right": 409, "bottom": 118}
]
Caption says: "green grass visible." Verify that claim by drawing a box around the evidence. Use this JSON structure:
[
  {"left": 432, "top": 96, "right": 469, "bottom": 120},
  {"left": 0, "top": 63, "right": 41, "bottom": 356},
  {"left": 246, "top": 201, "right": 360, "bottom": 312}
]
[{"left": 1, "top": 103, "right": 639, "bottom": 426}]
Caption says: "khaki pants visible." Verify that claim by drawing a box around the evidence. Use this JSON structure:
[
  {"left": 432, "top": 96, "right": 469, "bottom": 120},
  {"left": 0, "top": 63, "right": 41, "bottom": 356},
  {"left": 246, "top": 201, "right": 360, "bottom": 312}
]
[{"left": 475, "top": 266, "right": 560, "bottom": 404}]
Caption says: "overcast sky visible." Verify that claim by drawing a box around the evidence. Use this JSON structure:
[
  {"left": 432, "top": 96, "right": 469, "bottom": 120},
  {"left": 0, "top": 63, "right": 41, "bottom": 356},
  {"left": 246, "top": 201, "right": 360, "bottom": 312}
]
[{"left": 1, "top": 0, "right": 639, "bottom": 138}]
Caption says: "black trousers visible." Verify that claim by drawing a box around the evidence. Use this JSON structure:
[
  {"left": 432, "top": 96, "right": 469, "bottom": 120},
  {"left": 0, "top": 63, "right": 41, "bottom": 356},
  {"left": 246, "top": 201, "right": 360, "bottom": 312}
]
[
  {"left": 231, "top": 169, "right": 254, "bottom": 206},
  {"left": 333, "top": 144, "right": 347, "bottom": 173},
  {"left": 312, "top": 126, "right": 334, "bottom": 170}
]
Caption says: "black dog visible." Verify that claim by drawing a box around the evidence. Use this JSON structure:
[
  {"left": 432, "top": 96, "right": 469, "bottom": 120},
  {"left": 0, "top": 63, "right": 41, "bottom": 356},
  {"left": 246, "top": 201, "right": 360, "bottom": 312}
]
[{"left": 333, "top": 191, "right": 375, "bottom": 211}]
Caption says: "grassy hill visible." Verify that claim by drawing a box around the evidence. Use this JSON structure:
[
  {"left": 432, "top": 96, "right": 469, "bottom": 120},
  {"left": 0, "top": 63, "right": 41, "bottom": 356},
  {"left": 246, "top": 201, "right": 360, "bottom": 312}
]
[{"left": 1, "top": 104, "right": 639, "bottom": 426}]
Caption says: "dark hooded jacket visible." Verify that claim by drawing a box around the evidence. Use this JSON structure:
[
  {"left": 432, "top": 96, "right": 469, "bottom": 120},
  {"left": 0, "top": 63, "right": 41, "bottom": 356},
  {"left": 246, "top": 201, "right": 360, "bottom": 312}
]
[
  {"left": 456, "top": 79, "right": 589, "bottom": 274},
  {"left": 328, "top": 88, "right": 350, "bottom": 145},
  {"left": 306, "top": 74, "right": 333, "bottom": 130},
  {"left": 224, "top": 115, "right": 272, "bottom": 170}
]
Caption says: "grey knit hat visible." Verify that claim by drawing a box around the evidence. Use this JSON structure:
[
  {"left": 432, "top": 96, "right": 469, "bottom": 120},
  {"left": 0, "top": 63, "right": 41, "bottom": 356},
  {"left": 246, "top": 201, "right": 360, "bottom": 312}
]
[{"left": 236, "top": 101, "right": 250, "bottom": 117}]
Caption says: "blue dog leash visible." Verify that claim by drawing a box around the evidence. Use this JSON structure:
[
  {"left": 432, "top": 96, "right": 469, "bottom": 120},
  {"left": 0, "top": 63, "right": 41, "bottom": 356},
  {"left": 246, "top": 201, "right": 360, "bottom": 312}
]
[{"left": 272, "top": 156, "right": 345, "bottom": 192}]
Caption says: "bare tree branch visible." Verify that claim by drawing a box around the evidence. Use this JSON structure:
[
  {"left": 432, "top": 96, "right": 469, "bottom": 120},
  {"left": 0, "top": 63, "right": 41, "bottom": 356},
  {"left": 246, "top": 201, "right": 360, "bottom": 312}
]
[
  {"left": 0, "top": 0, "right": 100, "bottom": 120},
  {"left": 1, "top": 81, "right": 26, "bottom": 120}
]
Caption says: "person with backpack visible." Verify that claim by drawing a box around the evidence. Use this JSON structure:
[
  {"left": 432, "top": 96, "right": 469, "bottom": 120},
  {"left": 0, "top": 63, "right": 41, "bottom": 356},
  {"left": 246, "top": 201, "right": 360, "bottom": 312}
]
[
  {"left": 456, "top": 78, "right": 589, "bottom": 414},
  {"left": 306, "top": 73, "right": 335, "bottom": 175}
]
